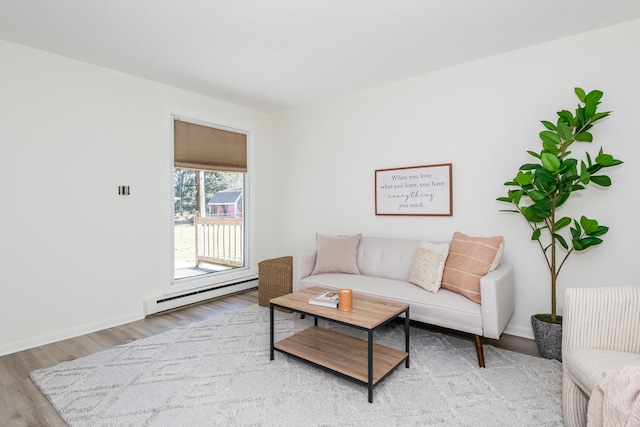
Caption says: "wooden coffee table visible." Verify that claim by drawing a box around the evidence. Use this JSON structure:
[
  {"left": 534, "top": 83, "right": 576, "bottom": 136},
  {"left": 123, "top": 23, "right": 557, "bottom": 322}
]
[{"left": 269, "top": 286, "right": 410, "bottom": 403}]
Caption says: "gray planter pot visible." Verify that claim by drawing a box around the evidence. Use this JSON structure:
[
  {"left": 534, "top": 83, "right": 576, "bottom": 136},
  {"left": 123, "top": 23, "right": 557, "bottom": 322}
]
[{"left": 531, "top": 314, "right": 563, "bottom": 361}]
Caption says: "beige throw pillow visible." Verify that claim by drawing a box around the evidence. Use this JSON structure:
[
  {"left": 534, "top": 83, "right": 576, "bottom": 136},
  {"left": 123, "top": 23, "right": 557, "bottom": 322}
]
[
  {"left": 408, "top": 241, "right": 449, "bottom": 293},
  {"left": 441, "top": 232, "right": 504, "bottom": 303},
  {"left": 311, "top": 233, "right": 361, "bottom": 275}
]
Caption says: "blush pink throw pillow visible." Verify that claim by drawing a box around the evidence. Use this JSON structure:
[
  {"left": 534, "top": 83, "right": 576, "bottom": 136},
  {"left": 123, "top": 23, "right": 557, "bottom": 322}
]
[
  {"left": 311, "top": 234, "right": 362, "bottom": 275},
  {"left": 441, "top": 232, "right": 504, "bottom": 303}
]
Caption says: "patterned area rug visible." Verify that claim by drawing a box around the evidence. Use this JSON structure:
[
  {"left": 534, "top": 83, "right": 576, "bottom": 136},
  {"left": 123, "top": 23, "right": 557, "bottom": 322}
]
[{"left": 31, "top": 305, "right": 563, "bottom": 426}]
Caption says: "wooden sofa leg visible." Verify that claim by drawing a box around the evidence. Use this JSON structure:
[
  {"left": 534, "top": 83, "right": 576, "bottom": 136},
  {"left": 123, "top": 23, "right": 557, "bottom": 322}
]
[{"left": 474, "top": 335, "right": 486, "bottom": 368}]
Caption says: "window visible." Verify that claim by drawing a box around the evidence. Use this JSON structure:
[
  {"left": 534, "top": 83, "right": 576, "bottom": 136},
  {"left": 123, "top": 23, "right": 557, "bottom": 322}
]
[
  {"left": 169, "top": 116, "right": 251, "bottom": 289},
  {"left": 174, "top": 169, "right": 244, "bottom": 280}
]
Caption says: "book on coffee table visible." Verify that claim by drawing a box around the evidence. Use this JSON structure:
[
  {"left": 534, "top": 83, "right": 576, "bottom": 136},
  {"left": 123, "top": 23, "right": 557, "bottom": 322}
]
[{"left": 308, "top": 290, "right": 339, "bottom": 308}]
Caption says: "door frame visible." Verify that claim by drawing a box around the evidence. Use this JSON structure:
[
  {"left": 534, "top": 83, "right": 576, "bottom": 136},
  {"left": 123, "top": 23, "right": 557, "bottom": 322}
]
[{"left": 162, "top": 106, "right": 256, "bottom": 296}]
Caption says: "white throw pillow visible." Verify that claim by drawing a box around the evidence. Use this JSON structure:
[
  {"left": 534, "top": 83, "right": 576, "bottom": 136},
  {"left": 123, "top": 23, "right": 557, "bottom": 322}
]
[
  {"left": 408, "top": 241, "right": 449, "bottom": 292},
  {"left": 311, "top": 233, "right": 362, "bottom": 275}
]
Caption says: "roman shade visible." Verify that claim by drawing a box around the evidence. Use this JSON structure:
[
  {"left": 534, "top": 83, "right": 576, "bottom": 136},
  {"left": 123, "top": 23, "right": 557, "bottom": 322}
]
[{"left": 174, "top": 119, "right": 247, "bottom": 173}]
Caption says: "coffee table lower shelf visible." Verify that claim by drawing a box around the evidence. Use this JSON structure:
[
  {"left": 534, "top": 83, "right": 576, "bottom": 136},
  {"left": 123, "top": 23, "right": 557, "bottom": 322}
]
[{"left": 274, "top": 326, "right": 408, "bottom": 389}]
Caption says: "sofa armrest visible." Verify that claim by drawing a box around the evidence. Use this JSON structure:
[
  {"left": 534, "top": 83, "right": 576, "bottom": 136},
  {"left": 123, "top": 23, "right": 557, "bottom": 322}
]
[
  {"left": 292, "top": 251, "right": 317, "bottom": 292},
  {"left": 480, "top": 264, "right": 515, "bottom": 340},
  {"left": 563, "top": 286, "right": 640, "bottom": 355}
]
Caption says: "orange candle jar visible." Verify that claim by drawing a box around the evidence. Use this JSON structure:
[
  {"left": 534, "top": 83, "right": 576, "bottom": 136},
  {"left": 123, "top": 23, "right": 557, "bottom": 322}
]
[{"left": 338, "top": 288, "right": 353, "bottom": 311}]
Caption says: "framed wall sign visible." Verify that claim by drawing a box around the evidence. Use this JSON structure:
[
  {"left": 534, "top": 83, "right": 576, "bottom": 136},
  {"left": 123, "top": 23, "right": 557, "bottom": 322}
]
[{"left": 375, "top": 163, "right": 453, "bottom": 216}]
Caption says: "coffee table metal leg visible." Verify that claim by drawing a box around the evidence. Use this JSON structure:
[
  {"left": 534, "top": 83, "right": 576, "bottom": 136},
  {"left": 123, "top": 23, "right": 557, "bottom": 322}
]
[
  {"left": 368, "top": 330, "right": 373, "bottom": 403},
  {"left": 405, "top": 308, "right": 410, "bottom": 368},
  {"left": 270, "top": 304, "right": 274, "bottom": 360}
]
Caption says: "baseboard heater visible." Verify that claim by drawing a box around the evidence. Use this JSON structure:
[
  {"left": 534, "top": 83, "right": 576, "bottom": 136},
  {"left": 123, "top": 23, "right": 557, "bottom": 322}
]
[{"left": 144, "top": 278, "right": 257, "bottom": 316}]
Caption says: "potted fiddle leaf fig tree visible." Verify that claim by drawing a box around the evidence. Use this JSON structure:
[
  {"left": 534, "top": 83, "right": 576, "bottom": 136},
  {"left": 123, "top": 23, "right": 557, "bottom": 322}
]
[{"left": 497, "top": 87, "right": 622, "bottom": 361}]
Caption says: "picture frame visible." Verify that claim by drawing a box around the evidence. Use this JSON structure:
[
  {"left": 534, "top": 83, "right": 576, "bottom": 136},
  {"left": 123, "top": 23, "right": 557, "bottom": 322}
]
[{"left": 375, "top": 163, "right": 452, "bottom": 216}]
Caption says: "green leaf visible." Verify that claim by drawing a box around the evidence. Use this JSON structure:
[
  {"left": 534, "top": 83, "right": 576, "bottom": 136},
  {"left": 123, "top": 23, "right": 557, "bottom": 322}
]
[
  {"left": 560, "top": 173, "right": 580, "bottom": 184},
  {"left": 511, "top": 189, "right": 524, "bottom": 204},
  {"left": 580, "top": 170, "right": 591, "bottom": 185},
  {"left": 554, "top": 217, "right": 572, "bottom": 230},
  {"left": 527, "top": 190, "right": 547, "bottom": 201},
  {"left": 590, "top": 175, "right": 611, "bottom": 186},
  {"left": 575, "top": 87, "right": 586, "bottom": 102},
  {"left": 527, "top": 150, "right": 541, "bottom": 159},
  {"left": 587, "top": 164, "right": 603, "bottom": 174},
  {"left": 535, "top": 167, "right": 554, "bottom": 180},
  {"left": 541, "top": 120, "right": 556, "bottom": 131},
  {"left": 531, "top": 228, "right": 541, "bottom": 241},
  {"left": 556, "top": 192, "right": 570, "bottom": 208},
  {"left": 534, "top": 176, "right": 556, "bottom": 196},
  {"left": 515, "top": 171, "right": 533, "bottom": 186},
  {"left": 557, "top": 110, "right": 574, "bottom": 124},
  {"left": 520, "top": 163, "right": 541, "bottom": 171},
  {"left": 591, "top": 111, "right": 611, "bottom": 122},
  {"left": 559, "top": 158, "right": 578, "bottom": 174},
  {"left": 571, "top": 219, "right": 582, "bottom": 239},
  {"left": 596, "top": 152, "right": 614, "bottom": 166},
  {"left": 575, "top": 132, "right": 593, "bottom": 142},
  {"left": 588, "top": 225, "right": 609, "bottom": 237},
  {"left": 576, "top": 106, "right": 587, "bottom": 125},
  {"left": 557, "top": 120, "right": 572, "bottom": 141},
  {"left": 586, "top": 89, "right": 604, "bottom": 104},
  {"left": 529, "top": 207, "right": 551, "bottom": 219},
  {"left": 580, "top": 216, "right": 599, "bottom": 234},
  {"left": 585, "top": 152, "right": 593, "bottom": 167},
  {"left": 541, "top": 152, "right": 561, "bottom": 172},
  {"left": 522, "top": 206, "right": 547, "bottom": 222},
  {"left": 585, "top": 90, "right": 604, "bottom": 117},
  {"left": 543, "top": 141, "right": 559, "bottom": 155},
  {"left": 574, "top": 236, "right": 604, "bottom": 251},
  {"left": 533, "top": 197, "right": 553, "bottom": 211},
  {"left": 553, "top": 233, "right": 569, "bottom": 250},
  {"left": 496, "top": 197, "right": 511, "bottom": 203},
  {"left": 534, "top": 177, "right": 549, "bottom": 193},
  {"left": 540, "top": 131, "right": 560, "bottom": 146},
  {"left": 572, "top": 239, "right": 583, "bottom": 250}
]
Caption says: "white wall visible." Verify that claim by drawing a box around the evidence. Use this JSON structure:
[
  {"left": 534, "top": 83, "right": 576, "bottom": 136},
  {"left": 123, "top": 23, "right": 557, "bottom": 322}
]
[
  {"left": 2, "top": 19, "right": 638, "bottom": 355},
  {"left": 0, "top": 40, "right": 274, "bottom": 355},
  {"left": 272, "top": 19, "right": 640, "bottom": 338}
]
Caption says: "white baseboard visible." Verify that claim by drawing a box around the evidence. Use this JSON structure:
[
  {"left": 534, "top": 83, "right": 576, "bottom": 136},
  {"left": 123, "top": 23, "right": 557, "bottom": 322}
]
[
  {"left": 503, "top": 323, "right": 535, "bottom": 340},
  {"left": 0, "top": 312, "right": 141, "bottom": 357},
  {"left": 144, "top": 279, "right": 258, "bottom": 315},
  {"left": 1, "top": 280, "right": 259, "bottom": 357}
]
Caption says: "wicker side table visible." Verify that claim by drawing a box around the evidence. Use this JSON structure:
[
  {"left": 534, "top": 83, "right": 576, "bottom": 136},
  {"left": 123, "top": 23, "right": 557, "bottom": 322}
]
[{"left": 258, "top": 256, "right": 293, "bottom": 307}]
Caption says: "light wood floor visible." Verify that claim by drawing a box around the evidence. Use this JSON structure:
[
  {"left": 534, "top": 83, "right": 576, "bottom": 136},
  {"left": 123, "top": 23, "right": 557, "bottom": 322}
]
[{"left": 0, "top": 288, "right": 540, "bottom": 426}]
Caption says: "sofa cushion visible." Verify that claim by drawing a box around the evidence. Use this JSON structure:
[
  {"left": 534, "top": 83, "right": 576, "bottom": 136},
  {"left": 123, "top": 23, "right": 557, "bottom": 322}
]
[
  {"left": 565, "top": 348, "right": 640, "bottom": 396},
  {"left": 356, "top": 236, "right": 421, "bottom": 281},
  {"left": 408, "top": 241, "right": 449, "bottom": 293},
  {"left": 299, "top": 273, "right": 483, "bottom": 335},
  {"left": 311, "top": 233, "right": 361, "bottom": 275},
  {"left": 441, "top": 232, "right": 504, "bottom": 303}
]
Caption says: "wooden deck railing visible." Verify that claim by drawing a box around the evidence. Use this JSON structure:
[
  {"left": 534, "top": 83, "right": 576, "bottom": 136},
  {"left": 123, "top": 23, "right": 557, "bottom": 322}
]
[{"left": 195, "top": 213, "right": 243, "bottom": 267}]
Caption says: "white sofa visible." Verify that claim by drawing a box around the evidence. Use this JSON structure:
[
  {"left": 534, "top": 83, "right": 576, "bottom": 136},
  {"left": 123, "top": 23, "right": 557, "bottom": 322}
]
[
  {"left": 562, "top": 286, "right": 640, "bottom": 426},
  {"left": 292, "top": 235, "right": 515, "bottom": 367}
]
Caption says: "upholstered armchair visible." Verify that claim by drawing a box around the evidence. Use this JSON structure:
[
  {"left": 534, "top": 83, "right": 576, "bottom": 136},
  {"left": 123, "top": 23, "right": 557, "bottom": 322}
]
[{"left": 562, "top": 286, "right": 640, "bottom": 426}]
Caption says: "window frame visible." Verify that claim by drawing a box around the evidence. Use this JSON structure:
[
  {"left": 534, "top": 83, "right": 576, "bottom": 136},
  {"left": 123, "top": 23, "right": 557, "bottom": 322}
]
[{"left": 163, "top": 107, "right": 256, "bottom": 296}]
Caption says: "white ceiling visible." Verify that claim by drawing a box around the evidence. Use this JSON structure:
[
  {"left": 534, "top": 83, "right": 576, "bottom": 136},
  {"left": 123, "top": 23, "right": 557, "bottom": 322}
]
[{"left": 1, "top": 0, "right": 640, "bottom": 113}]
